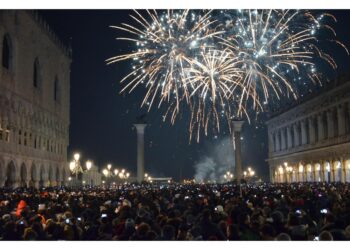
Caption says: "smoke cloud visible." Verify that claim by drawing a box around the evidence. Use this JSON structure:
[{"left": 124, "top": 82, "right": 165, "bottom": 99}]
[{"left": 193, "top": 137, "right": 235, "bottom": 182}]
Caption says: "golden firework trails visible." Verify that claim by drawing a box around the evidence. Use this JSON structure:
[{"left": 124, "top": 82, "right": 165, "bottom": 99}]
[
  {"left": 108, "top": 9, "right": 348, "bottom": 142},
  {"left": 220, "top": 9, "right": 348, "bottom": 116}
]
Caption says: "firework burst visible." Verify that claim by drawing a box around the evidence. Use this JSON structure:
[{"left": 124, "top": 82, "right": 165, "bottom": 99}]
[
  {"left": 108, "top": 9, "right": 348, "bottom": 142},
  {"left": 219, "top": 9, "right": 349, "bottom": 117},
  {"left": 106, "top": 10, "right": 223, "bottom": 127}
]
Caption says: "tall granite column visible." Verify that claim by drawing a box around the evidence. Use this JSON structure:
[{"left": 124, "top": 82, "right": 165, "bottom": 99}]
[
  {"left": 134, "top": 123, "right": 147, "bottom": 184},
  {"left": 232, "top": 120, "right": 244, "bottom": 193}
]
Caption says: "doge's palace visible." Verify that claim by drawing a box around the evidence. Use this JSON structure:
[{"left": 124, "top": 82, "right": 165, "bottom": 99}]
[{"left": 0, "top": 10, "right": 71, "bottom": 188}]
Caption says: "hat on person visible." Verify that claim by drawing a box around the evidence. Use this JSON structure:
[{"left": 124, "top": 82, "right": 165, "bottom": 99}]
[{"left": 215, "top": 205, "right": 224, "bottom": 213}]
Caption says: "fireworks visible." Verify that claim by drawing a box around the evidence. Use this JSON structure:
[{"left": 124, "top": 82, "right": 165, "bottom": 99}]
[
  {"left": 108, "top": 9, "right": 348, "bottom": 142},
  {"left": 219, "top": 9, "right": 349, "bottom": 116},
  {"left": 106, "top": 10, "right": 222, "bottom": 125}
]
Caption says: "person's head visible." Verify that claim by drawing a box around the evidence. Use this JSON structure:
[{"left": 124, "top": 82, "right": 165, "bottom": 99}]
[
  {"left": 345, "top": 225, "right": 350, "bottom": 239},
  {"left": 271, "top": 211, "right": 284, "bottom": 225},
  {"left": 202, "top": 209, "right": 212, "bottom": 222},
  {"left": 261, "top": 224, "right": 276, "bottom": 240},
  {"left": 275, "top": 233, "right": 291, "bottom": 241},
  {"left": 146, "top": 230, "right": 157, "bottom": 240},
  {"left": 287, "top": 213, "right": 300, "bottom": 227},
  {"left": 319, "top": 230, "right": 333, "bottom": 241},
  {"left": 136, "top": 223, "right": 151, "bottom": 238},
  {"left": 162, "top": 224, "right": 176, "bottom": 240},
  {"left": 237, "top": 212, "right": 250, "bottom": 226},
  {"left": 324, "top": 214, "right": 335, "bottom": 224},
  {"left": 63, "top": 224, "right": 75, "bottom": 240},
  {"left": 188, "top": 226, "right": 202, "bottom": 240},
  {"left": 23, "top": 228, "right": 38, "bottom": 240}
]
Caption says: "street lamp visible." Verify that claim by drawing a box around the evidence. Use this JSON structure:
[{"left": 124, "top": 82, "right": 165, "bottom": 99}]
[
  {"left": 102, "top": 164, "right": 131, "bottom": 186},
  {"left": 69, "top": 153, "right": 92, "bottom": 186},
  {"left": 223, "top": 171, "right": 234, "bottom": 182},
  {"left": 244, "top": 167, "right": 256, "bottom": 182}
]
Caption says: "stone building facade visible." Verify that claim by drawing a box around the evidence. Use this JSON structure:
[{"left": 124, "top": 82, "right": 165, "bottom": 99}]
[
  {"left": 0, "top": 10, "right": 71, "bottom": 188},
  {"left": 266, "top": 77, "right": 350, "bottom": 183}
]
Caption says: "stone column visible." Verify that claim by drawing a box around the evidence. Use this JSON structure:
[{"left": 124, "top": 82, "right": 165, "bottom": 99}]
[
  {"left": 337, "top": 104, "right": 346, "bottom": 136},
  {"left": 308, "top": 117, "right": 316, "bottom": 144},
  {"left": 320, "top": 161, "right": 325, "bottom": 182},
  {"left": 293, "top": 123, "right": 300, "bottom": 147},
  {"left": 275, "top": 130, "right": 280, "bottom": 151},
  {"left": 327, "top": 110, "right": 335, "bottom": 138},
  {"left": 134, "top": 123, "right": 147, "bottom": 184},
  {"left": 312, "top": 163, "right": 316, "bottom": 182},
  {"left": 287, "top": 126, "right": 292, "bottom": 149},
  {"left": 317, "top": 113, "right": 325, "bottom": 141},
  {"left": 232, "top": 120, "right": 244, "bottom": 189},
  {"left": 281, "top": 128, "right": 286, "bottom": 151},
  {"left": 269, "top": 165, "right": 274, "bottom": 183},
  {"left": 301, "top": 120, "right": 308, "bottom": 145},
  {"left": 341, "top": 159, "right": 347, "bottom": 183},
  {"left": 268, "top": 130, "right": 274, "bottom": 153},
  {"left": 330, "top": 161, "right": 335, "bottom": 182}
]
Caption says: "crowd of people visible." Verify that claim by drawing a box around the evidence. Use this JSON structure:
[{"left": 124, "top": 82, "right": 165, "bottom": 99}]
[{"left": 0, "top": 182, "right": 350, "bottom": 241}]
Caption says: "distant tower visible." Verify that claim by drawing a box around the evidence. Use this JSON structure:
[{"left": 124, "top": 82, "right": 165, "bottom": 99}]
[{"left": 134, "top": 115, "right": 147, "bottom": 183}]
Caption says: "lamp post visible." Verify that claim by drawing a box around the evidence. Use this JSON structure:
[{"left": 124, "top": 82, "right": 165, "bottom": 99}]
[
  {"left": 102, "top": 164, "right": 130, "bottom": 186},
  {"left": 69, "top": 153, "right": 92, "bottom": 186},
  {"left": 223, "top": 171, "right": 234, "bottom": 182},
  {"left": 243, "top": 167, "right": 256, "bottom": 182}
]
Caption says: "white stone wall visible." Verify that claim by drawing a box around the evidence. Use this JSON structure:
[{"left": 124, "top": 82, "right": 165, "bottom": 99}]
[
  {"left": 0, "top": 11, "right": 71, "bottom": 188},
  {"left": 266, "top": 79, "right": 350, "bottom": 183}
]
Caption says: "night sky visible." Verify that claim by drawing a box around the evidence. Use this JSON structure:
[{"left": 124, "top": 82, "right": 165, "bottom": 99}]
[{"left": 39, "top": 10, "right": 350, "bottom": 181}]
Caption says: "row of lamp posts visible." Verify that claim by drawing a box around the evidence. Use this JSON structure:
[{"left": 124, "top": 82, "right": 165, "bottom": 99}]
[{"left": 68, "top": 152, "right": 130, "bottom": 187}]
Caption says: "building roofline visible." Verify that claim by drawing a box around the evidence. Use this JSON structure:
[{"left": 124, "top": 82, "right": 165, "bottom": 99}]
[
  {"left": 25, "top": 10, "right": 72, "bottom": 59},
  {"left": 266, "top": 72, "right": 350, "bottom": 122}
]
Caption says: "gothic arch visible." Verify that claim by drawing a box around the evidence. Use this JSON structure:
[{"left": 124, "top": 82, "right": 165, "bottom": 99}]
[
  {"left": 39, "top": 165, "right": 45, "bottom": 188},
  {"left": 5, "top": 161, "right": 16, "bottom": 187},
  {"left": 55, "top": 165, "right": 60, "bottom": 184},
  {"left": 20, "top": 163, "right": 27, "bottom": 187},
  {"left": 30, "top": 163, "right": 38, "bottom": 187}
]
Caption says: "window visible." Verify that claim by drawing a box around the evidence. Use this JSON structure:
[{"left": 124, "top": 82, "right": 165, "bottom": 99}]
[
  {"left": 2, "top": 35, "right": 10, "bottom": 69},
  {"left": 24, "top": 132, "right": 27, "bottom": 146},
  {"left": 18, "top": 130, "right": 22, "bottom": 145},
  {"left": 33, "top": 58, "right": 39, "bottom": 88},
  {"left": 54, "top": 76, "right": 60, "bottom": 102}
]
